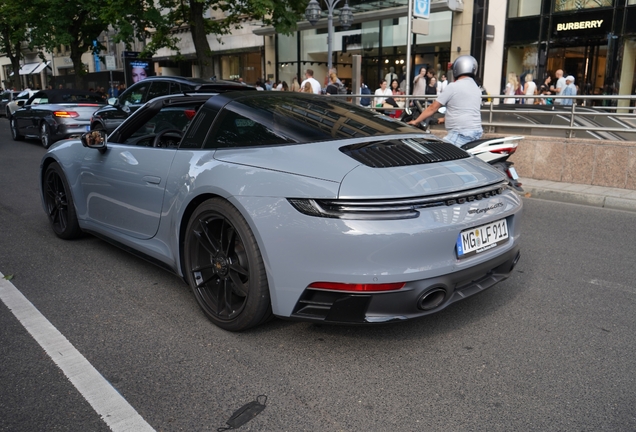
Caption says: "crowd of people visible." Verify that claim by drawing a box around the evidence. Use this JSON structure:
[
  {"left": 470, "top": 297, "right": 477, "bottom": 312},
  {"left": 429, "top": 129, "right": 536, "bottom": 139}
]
[{"left": 503, "top": 69, "right": 578, "bottom": 105}]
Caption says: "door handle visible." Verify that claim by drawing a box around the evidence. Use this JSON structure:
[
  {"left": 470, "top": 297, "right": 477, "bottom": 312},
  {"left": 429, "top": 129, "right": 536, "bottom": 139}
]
[{"left": 142, "top": 175, "right": 161, "bottom": 184}]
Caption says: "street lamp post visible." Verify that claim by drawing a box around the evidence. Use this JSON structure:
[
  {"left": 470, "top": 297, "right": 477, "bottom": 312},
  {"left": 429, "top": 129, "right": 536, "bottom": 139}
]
[{"left": 305, "top": 0, "right": 353, "bottom": 72}]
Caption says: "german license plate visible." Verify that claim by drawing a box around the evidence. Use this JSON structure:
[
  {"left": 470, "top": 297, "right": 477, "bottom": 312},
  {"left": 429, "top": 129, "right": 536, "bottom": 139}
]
[
  {"left": 457, "top": 219, "right": 509, "bottom": 258},
  {"left": 85, "top": 125, "right": 91, "bottom": 131}
]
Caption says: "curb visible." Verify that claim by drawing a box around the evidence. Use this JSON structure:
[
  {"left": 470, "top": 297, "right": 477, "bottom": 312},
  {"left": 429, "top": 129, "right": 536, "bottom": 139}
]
[{"left": 522, "top": 185, "right": 636, "bottom": 213}]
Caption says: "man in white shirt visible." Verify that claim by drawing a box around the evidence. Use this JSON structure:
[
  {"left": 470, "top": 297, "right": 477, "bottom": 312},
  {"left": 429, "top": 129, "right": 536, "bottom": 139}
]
[
  {"left": 300, "top": 69, "right": 322, "bottom": 95},
  {"left": 437, "top": 74, "right": 448, "bottom": 93},
  {"left": 552, "top": 69, "right": 566, "bottom": 104}
]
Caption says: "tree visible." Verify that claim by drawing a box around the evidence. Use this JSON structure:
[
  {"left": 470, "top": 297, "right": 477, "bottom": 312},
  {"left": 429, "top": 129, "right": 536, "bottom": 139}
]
[
  {"left": 0, "top": 0, "right": 33, "bottom": 89},
  {"left": 147, "top": 0, "right": 307, "bottom": 80},
  {"left": 30, "top": 0, "right": 169, "bottom": 89}
]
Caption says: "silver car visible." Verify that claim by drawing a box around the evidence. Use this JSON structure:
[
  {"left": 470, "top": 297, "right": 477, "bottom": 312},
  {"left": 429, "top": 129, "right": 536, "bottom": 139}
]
[{"left": 40, "top": 92, "right": 522, "bottom": 331}]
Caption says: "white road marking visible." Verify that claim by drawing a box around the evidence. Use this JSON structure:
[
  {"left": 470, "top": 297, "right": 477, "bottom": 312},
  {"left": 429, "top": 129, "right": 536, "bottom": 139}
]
[
  {"left": 0, "top": 272, "right": 155, "bottom": 432},
  {"left": 589, "top": 279, "right": 636, "bottom": 295}
]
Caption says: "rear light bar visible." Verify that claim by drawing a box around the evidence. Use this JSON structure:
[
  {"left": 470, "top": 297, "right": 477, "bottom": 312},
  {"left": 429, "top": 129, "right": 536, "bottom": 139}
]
[
  {"left": 308, "top": 282, "right": 406, "bottom": 292},
  {"left": 490, "top": 147, "right": 517, "bottom": 155},
  {"left": 53, "top": 111, "right": 79, "bottom": 118}
]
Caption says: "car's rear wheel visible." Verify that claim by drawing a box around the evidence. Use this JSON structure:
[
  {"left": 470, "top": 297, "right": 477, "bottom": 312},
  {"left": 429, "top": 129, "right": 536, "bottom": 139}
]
[
  {"left": 41, "top": 122, "right": 52, "bottom": 148},
  {"left": 184, "top": 199, "right": 272, "bottom": 331},
  {"left": 10, "top": 118, "right": 23, "bottom": 141},
  {"left": 6, "top": 108, "right": 11, "bottom": 119},
  {"left": 43, "top": 162, "right": 82, "bottom": 239}
]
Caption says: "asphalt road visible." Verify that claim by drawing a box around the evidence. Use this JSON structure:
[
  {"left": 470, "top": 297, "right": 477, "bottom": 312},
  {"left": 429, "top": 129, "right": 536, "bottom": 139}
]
[{"left": 1, "top": 120, "right": 635, "bottom": 431}]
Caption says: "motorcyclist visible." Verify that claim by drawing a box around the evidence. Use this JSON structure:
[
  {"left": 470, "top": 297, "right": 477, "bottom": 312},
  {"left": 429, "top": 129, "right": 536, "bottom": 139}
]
[{"left": 408, "top": 55, "right": 483, "bottom": 146}]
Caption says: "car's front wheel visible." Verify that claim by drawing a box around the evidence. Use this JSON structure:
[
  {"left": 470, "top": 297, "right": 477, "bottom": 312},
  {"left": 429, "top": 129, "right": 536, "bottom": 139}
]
[
  {"left": 41, "top": 122, "right": 53, "bottom": 148},
  {"left": 184, "top": 199, "right": 272, "bottom": 331},
  {"left": 43, "top": 162, "right": 82, "bottom": 239},
  {"left": 10, "top": 118, "right": 23, "bottom": 141}
]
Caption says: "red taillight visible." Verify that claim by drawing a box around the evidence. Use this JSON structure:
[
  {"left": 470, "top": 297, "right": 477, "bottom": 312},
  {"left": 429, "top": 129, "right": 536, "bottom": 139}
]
[
  {"left": 491, "top": 147, "right": 517, "bottom": 155},
  {"left": 184, "top": 109, "right": 197, "bottom": 120},
  {"left": 308, "top": 282, "right": 406, "bottom": 292},
  {"left": 53, "top": 111, "right": 79, "bottom": 118}
]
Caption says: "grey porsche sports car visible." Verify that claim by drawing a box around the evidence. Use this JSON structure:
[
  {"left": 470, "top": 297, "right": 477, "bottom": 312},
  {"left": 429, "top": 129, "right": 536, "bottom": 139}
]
[{"left": 40, "top": 92, "right": 522, "bottom": 331}]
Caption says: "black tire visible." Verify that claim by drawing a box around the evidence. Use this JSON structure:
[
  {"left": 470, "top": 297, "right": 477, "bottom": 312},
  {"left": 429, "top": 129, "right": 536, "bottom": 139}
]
[
  {"left": 5, "top": 108, "right": 10, "bottom": 119},
  {"left": 184, "top": 199, "right": 271, "bottom": 331},
  {"left": 41, "top": 122, "right": 53, "bottom": 149},
  {"left": 43, "top": 162, "right": 82, "bottom": 239},
  {"left": 10, "top": 117, "right": 23, "bottom": 141}
]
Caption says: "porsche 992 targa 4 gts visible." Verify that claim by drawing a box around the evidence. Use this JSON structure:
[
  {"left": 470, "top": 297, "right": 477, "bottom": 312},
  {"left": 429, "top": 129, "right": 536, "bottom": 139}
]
[{"left": 40, "top": 92, "right": 522, "bottom": 331}]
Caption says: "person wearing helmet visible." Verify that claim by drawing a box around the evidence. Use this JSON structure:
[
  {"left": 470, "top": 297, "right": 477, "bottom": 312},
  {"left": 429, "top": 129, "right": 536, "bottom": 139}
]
[{"left": 408, "top": 55, "right": 483, "bottom": 146}]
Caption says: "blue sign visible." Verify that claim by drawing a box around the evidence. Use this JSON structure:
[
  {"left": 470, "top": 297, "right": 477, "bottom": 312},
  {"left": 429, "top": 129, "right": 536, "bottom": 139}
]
[
  {"left": 414, "top": 0, "right": 430, "bottom": 19},
  {"left": 93, "top": 40, "right": 100, "bottom": 72}
]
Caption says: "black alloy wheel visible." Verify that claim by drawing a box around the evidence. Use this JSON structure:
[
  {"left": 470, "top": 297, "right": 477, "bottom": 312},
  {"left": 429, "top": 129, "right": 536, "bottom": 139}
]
[
  {"left": 43, "top": 162, "right": 82, "bottom": 239},
  {"left": 10, "top": 118, "right": 23, "bottom": 141},
  {"left": 184, "top": 199, "right": 271, "bottom": 331},
  {"left": 41, "top": 122, "right": 52, "bottom": 148}
]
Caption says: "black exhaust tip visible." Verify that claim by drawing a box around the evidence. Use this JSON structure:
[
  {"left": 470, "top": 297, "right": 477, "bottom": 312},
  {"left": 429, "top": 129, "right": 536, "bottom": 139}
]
[{"left": 417, "top": 287, "right": 447, "bottom": 311}]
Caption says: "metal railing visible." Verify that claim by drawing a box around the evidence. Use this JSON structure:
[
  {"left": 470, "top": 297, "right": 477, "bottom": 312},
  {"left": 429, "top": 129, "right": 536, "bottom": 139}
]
[{"left": 335, "top": 93, "right": 636, "bottom": 140}]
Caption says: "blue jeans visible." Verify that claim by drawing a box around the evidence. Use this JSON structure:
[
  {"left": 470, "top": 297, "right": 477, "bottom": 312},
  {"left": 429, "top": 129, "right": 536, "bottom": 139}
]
[{"left": 443, "top": 129, "right": 483, "bottom": 147}]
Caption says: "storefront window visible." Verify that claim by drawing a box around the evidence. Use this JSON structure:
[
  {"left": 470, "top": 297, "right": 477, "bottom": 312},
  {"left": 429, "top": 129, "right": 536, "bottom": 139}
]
[
  {"left": 505, "top": 44, "right": 538, "bottom": 81},
  {"left": 554, "top": 0, "right": 613, "bottom": 12},
  {"left": 617, "top": 39, "right": 636, "bottom": 109},
  {"left": 508, "top": 0, "right": 541, "bottom": 17}
]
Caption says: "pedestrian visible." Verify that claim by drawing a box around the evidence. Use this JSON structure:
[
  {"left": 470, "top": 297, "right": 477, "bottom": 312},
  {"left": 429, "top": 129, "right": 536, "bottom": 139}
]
[
  {"left": 426, "top": 76, "right": 438, "bottom": 96},
  {"left": 390, "top": 78, "right": 404, "bottom": 118},
  {"left": 437, "top": 74, "right": 448, "bottom": 94},
  {"left": 503, "top": 72, "right": 519, "bottom": 104},
  {"left": 281, "top": 81, "right": 289, "bottom": 91},
  {"left": 359, "top": 75, "right": 372, "bottom": 107},
  {"left": 552, "top": 69, "right": 566, "bottom": 104},
  {"left": 374, "top": 79, "right": 395, "bottom": 115},
  {"left": 412, "top": 66, "right": 428, "bottom": 100},
  {"left": 300, "top": 69, "right": 321, "bottom": 95},
  {"left": 301, "top": 81, "right": 313, "bottom": 93},
  {"left": 290, "top": 77, "right": 300, "bottom": 92},
  {"left": 538, "top": 76, "right": 553, "bottom": 105},
  {"left": 561, "top": 75, "right": 577, "bottom": 105},
  {"left": 524, "top": 74, "right": 537, "bottom": 105}
]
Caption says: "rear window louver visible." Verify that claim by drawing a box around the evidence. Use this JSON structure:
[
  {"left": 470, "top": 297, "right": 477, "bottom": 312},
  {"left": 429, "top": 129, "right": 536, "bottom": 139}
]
[{"left": 340, "top": 138, "right": 470, "bottom": 168}]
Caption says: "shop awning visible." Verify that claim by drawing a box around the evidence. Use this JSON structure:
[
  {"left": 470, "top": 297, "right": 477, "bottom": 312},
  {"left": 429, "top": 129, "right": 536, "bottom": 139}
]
[
  {"left": 14, "top": 61, "right": 51, "bottom": 75},
  {"left": 19, "top": 62, "right": 41, "bottom": 75},
  {"left": 31, "top": 61, "right": 51, "bottom": 74}
]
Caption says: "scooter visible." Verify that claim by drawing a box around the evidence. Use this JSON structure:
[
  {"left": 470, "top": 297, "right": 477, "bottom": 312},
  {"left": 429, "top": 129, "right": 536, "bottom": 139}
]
[{"left": 401, "top": 105, "right": 524, "bottom": 192}]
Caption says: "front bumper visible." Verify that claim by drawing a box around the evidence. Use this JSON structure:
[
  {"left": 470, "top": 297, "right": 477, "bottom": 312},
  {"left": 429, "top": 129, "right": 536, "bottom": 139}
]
[{"left": 290, "top": 244, "right": 520, "bottom": 324}]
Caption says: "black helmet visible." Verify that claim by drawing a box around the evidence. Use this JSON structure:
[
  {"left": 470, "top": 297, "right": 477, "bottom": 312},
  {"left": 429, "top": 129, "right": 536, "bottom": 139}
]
[{"left": 452, "top": 55, "right": 478, "bottom": 79}]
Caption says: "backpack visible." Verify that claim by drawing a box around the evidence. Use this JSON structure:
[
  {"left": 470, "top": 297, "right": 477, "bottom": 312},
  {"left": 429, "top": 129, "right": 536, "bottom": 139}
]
[
  {"left": 336, "top": 81, "right": 347, "bottom": 95},
  {"left": 360, "top": 84, "right": 371, "bottom": 106}
]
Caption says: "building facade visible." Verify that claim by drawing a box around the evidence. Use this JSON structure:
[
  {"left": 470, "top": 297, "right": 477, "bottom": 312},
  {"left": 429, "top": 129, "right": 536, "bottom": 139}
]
[{"left": 503, "top": 0, "right": 636, "bottom": 106}]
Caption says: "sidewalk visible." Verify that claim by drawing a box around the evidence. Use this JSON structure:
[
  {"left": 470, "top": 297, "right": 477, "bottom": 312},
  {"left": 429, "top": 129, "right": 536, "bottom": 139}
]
[{"left": 519, "top": 178, "right": 636, "bottom": 213}]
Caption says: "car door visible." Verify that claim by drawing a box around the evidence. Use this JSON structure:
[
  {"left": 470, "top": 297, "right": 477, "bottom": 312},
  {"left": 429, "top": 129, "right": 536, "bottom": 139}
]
[
  {"left": 102, "top": 81, "right": 151, "bottom": 132},
  {"left": 79, "top": 104, "right": 187, "bottom": 239}
]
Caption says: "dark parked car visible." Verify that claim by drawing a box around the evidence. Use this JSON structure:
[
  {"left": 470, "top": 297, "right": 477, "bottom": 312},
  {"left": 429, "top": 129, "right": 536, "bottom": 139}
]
[
  {"left": 90, "top": 76, "right": 255, "bottom": 133},
  {"left": 40, "top": 91, "right": 522, "bottom": 331},
  {"left": 10, "top": 89, "right": 105, "bottom": 148},
  {"left": 0, "top": 90, "right": 20, "bottom": 117}
]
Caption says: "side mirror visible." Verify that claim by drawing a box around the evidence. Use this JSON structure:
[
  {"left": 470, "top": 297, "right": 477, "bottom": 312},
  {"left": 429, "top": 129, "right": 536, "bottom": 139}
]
[
  {"left": 81, "top": 130, "right": 107, "bottom": 151},
  {"left": 17, "top": 100, "right": 25, "bottom": 107},
  {"left": 438, "top": 107, "right": 447, "bottom": 114},
  {"left": 108, "top": 97, "right": 117, "bottom": 105}
]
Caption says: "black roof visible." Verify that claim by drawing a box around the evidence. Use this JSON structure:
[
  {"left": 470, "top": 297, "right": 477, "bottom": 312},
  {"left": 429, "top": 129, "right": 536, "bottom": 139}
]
[
  {"left": 31, "top": 89, "right": 105, "bottom": 104},
  {"left": 136, "top": 76, "right": 255, "bottom": 92}
]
